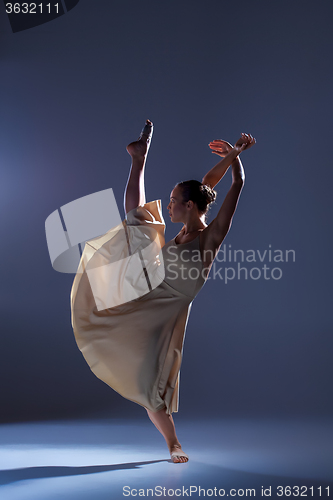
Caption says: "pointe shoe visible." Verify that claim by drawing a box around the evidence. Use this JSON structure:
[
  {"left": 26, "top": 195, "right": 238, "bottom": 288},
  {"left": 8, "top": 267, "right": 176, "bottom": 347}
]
[{"left": 139, "top": 119, "right": 153, "bottom": 142}]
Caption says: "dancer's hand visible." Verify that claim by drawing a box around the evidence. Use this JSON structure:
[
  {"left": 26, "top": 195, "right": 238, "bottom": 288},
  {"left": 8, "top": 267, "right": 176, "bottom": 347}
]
[
  {"left": 208, "top": 139, "right": 233, "bottom": 157},
  {"left": 234, "top": 133, "right": 256, "bottom": 154}
]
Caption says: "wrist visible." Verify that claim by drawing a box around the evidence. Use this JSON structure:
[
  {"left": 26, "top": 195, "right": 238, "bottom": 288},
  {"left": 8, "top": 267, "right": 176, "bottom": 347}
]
[{"left": 228, "top": 147, "right": 240, "bottom": 160}]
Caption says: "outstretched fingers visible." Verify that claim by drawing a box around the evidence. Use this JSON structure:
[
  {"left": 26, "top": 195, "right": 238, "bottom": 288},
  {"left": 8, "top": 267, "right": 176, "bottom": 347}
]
[
  {"left": 208, "top": 139, "right": 232, "bottom": 157},
  {"left": 242, "top": 133, "right": 256, "bottom": 149},
  {"left": 235, "top": 133, "right": 256, "bottom": 152}
]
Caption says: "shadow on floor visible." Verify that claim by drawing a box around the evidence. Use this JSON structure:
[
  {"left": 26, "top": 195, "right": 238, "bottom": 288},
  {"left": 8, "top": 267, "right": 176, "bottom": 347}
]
[{"left": 0, "top": 460, "right": 170, "bottom": 486}]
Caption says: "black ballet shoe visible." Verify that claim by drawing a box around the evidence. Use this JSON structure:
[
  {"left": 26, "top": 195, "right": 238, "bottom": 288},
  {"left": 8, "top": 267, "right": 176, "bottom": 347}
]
[{"left": 139, "top": 119, "right": 153, "bottom": 142}]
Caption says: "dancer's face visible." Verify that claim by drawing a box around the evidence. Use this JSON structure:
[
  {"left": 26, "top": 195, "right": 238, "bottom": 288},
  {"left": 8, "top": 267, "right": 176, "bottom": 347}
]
[{"left": 167, "top": 186, "right": 188, "bottom": 223}]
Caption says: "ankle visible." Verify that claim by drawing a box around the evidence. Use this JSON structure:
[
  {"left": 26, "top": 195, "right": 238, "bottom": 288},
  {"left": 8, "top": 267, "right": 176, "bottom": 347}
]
[
  {"left": 168, "top": 441, "right": 182, "bottom": 452},
  {"left": 131, "top": 154, "right": 147, "bottom": 163}
]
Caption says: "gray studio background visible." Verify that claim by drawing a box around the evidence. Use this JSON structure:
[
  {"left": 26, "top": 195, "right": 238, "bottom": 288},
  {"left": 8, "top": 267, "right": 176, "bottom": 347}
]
[{"left": 1, "top": 0, "right": 332, "bottom": 423}]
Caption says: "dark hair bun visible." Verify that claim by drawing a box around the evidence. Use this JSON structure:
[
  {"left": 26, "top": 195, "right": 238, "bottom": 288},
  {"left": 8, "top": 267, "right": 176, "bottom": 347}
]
[
  {"left": 177, "top": 180, "right": 217, "bottom": 217},
  {"left": 200, "top": 183, "right": 217, "bottom": 205}
]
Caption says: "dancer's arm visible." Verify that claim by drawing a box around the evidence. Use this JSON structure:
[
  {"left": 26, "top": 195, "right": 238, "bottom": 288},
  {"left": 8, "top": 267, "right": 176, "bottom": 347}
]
[
  {"left": 202, "top": 134, "right": 255, "bottom": 188},
  {"left": 201, "top": 134, "right": 255, "bottom": 253},
  {"left": 202, "top": 140, "right": 237, "bottom": 189},
  {"left": 209, "top": 154, "right": 245, "bottom": 244}
]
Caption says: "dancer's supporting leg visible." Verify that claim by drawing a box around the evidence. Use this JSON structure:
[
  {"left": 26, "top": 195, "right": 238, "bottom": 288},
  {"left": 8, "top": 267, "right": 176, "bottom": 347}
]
[
  {"left": 124, "top": 119, "right": 153, "bottom": 213},
  {"left": 146, "top": 408, "right": 189, "bottom": 463},
  {"left": 125, "top": 121, "right": 187, "bottom": 463}
]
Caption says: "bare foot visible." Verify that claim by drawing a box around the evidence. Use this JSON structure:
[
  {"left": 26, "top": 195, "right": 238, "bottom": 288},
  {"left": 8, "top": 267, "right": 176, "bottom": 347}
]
[
  {"left": 170, "top": 445, "right": 189, "bottom": 464},
  {"left": 126, "top": 119, "right": 153, "bottom": 159}
]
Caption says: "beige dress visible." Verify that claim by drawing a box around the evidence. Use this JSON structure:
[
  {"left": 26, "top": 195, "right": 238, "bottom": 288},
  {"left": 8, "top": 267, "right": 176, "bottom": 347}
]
[{"left": 70, "top": 200, "right": 207, "bottom": 414}]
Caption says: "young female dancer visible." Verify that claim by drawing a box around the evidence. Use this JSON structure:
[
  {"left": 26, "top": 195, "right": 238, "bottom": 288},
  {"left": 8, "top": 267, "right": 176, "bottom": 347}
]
[{"left": 71, "top": 120, "right": 255, "bottom": 464}]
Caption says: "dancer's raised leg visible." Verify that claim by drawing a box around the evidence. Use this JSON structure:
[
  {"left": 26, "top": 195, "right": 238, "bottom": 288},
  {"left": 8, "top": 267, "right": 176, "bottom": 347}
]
[
  {"left": 124, "top": 119, "right": 153, "bottom": 214},
  {"left": 146, "top": 408, "right": 189, "bottom": 463}
]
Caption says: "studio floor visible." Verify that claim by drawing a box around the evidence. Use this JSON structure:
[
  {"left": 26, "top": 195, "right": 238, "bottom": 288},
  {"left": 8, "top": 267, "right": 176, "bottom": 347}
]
[{"left": 0, "top": 417, "right": 332, "bottom": 499}]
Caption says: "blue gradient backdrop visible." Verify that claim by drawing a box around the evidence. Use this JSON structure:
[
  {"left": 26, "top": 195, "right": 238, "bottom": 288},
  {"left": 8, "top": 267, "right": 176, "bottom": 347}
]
[{"left": 0, "top": 0, "right": 332, "bottom": 422}]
